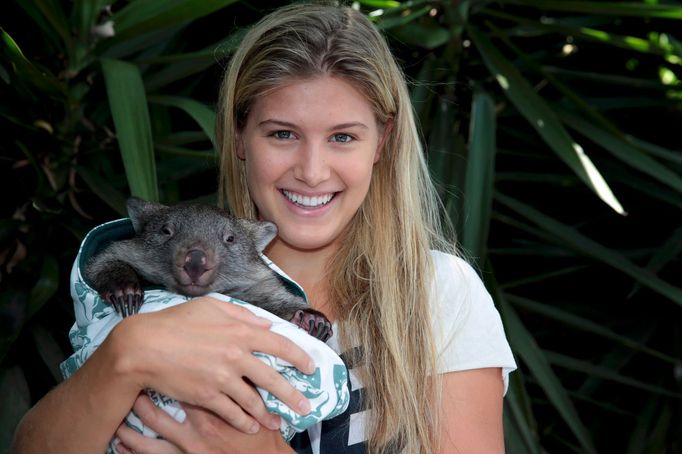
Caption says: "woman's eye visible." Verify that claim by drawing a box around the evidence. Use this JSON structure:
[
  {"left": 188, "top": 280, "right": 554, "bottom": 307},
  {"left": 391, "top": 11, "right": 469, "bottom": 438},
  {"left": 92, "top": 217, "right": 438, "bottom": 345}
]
[
  {"left": 273, "top": 130, "right": 294, "bottom": 140},
  {"left": 331, "top": 133, "right": 353, "bottom": 143}
]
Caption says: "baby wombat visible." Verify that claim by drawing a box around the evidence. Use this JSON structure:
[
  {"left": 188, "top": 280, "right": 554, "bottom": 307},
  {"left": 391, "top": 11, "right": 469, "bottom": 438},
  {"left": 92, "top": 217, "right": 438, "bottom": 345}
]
[{"left": 86, "top": 197, "right": 332, "bottom": 341}]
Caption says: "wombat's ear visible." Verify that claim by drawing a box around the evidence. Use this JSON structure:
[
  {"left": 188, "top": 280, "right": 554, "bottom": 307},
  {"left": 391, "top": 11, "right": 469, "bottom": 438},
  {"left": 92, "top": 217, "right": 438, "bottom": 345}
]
[
  {"left": 127, "top": 197, "right": 166, "bottom": 233},
  {"left": 239, "top": 219, "right": 278, "bottom": 252}
]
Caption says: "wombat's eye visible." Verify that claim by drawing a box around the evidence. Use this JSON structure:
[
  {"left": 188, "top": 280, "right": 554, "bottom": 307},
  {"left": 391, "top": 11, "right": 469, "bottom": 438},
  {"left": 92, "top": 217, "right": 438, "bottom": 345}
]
[
  {"left": 161, "top": 225, "right": 173, "bottom": 236},
  {"left": 224, "top": 234, "right": 234, "bottom": 243}
]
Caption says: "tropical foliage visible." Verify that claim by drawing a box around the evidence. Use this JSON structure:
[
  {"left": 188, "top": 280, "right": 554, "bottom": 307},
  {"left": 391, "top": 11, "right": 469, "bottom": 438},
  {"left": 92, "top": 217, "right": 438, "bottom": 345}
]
[{"left": 1, "top": 1, "right": 680, "bottom": 452}]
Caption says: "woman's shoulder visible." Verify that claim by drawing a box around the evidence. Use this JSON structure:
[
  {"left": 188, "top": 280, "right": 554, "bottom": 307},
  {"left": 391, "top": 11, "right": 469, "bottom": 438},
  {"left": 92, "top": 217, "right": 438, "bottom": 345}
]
[
  {"left": 428, "top": 249, "right": 497, "bottom": 328},
  {"left": 428, "top": 250, "right": 487, "bottom": 303},
  {"left": 428, "top": 250, "right": 516, "bottom": 381}
]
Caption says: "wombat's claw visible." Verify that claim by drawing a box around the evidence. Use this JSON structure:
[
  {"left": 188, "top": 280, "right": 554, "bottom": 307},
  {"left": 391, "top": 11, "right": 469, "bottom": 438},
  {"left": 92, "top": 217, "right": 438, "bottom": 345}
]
[
  {"left": 292, "top": 310, "right": 333, "bottom": 342},
  {"left": 106, "top": 291, "right": 143, "bottom": 318}
]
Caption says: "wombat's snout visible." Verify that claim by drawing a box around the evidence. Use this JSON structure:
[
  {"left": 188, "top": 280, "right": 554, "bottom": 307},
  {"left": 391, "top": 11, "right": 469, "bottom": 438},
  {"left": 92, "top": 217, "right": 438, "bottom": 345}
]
[{"left": 183, "top": 249, "right": 208, "bottom": 283}]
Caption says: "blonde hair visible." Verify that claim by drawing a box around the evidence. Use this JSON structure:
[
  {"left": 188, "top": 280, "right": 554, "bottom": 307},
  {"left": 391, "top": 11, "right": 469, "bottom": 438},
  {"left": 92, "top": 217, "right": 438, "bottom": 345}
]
[{"left": 217, "top": 3, "right": 453, "bottom": 452}]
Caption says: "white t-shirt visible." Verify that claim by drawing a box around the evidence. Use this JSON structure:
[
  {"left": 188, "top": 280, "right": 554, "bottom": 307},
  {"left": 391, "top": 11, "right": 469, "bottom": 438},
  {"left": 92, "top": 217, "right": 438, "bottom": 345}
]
[
  {"left": 430, "top": 250, "right": 517, "bottom": 385},
  {"left": 291, "top": 251, "right": 517, "bottom": 453}
]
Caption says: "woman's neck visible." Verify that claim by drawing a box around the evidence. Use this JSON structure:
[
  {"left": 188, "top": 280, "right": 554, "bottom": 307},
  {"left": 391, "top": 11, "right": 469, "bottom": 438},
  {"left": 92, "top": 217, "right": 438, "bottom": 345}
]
[{"left": 264, "top": 239, "right": 338, "bottom": 320}]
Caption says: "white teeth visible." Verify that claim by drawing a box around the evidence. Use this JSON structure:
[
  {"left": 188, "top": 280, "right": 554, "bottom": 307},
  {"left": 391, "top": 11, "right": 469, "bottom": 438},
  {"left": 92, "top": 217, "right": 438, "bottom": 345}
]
[{"left": 283, "top": 190, "right": 334, "bottom": 208}]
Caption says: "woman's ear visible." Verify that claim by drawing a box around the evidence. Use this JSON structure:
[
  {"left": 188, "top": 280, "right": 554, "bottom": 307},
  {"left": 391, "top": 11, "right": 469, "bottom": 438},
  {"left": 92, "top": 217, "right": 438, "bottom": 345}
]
[
  {"left": 375, "top": 116, "right": 394, "bottom": 163},
  {"left": 236, "top": 134, "right": 246, "bottom": 160}
]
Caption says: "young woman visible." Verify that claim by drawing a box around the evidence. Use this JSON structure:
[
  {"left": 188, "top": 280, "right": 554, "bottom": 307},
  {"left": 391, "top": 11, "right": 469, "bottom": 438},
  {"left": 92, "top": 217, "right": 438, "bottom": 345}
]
[{"left": 13, "top": 3, "right": 515, "bottom": 453}]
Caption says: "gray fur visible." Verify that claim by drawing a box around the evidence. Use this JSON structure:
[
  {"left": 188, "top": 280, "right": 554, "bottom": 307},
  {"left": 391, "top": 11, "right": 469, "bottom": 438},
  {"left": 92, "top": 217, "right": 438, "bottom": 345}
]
[{"left": 86, "top": 198, "right": 314, "bottom": 323}]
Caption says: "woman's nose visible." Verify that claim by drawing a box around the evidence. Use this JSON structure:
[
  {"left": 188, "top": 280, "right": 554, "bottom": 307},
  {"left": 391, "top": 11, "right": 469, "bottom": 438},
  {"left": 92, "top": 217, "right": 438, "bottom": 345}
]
[{"left": 294, "top": 141, "right": 330, "bottom": 187}]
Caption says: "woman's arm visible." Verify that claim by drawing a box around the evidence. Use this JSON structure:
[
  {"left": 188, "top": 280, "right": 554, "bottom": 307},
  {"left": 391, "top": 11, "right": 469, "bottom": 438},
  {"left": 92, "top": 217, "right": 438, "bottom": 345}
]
[
  {"left": 12, "top": 317, "right": 145, "bottom": 453},
  {"left": 438, "top": 367, "right": 505, "bottom": 453},
  {"left": 12, "top": 297, "right": 314, "bottom": 453}
]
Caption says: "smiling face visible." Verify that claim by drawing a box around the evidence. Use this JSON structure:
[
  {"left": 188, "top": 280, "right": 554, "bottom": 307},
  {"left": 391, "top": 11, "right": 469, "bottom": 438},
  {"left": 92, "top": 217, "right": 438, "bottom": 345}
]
[{"left": 237, "top": 76, "right": 383, "bottom": 254}]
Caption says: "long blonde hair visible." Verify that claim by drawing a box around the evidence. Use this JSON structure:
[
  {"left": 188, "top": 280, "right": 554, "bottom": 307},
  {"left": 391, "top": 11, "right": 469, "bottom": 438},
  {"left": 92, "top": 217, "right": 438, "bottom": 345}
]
[{"left": 217, "top": 4, "right": 452, "bottom": 452}]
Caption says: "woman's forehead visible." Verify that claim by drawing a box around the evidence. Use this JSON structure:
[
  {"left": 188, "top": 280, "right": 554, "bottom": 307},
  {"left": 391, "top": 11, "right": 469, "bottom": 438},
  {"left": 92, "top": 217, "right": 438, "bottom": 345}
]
[{"left": 246, "top": 76, "right": 378, "bottom": 129}]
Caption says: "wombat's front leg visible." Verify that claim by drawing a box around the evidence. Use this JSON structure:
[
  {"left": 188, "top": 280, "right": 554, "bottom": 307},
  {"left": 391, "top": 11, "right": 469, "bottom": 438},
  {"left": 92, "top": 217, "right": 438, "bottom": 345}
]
[
  {"left": 291, "top": 309, "right": 333, "bottom": 342},
  {"left": 89, "top": 260, "right": 143, "bottom": 318}
]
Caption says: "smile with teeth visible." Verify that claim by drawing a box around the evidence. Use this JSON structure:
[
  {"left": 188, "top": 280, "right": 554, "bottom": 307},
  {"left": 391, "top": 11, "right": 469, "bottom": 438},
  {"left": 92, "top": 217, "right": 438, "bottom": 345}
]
[{"left": 282, "top": 190, "right": 335, "bottom": 208}]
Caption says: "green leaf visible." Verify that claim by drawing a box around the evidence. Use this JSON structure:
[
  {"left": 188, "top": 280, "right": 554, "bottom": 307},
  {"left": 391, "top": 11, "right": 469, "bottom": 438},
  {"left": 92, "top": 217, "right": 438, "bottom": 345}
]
[
  {"left": 15, "top": 0, "right": 61, "bottom": 49},
  {"left": 504, "top": 370, "right": 542, "bottom": 454},
  {"left": 111, "top": 0, "right": 239, "bottom": 40},
  {"left": 156, "top": 156, "right": 215, "bottom": 185},
  {"left": 480, "top": 10, "right": 681, "bottom": 62},
  {"left": 629, "top": 227, "right": 682, "bottom": 298},
  {"left": 155, "top": 144, "right": 216, "bottom": 160},
  {"left": 501, "top": 264, "right": 590, "bottom": 289},
  {"left": 72, "top": 0, "right": 111, "bottom": 41},
  {"left": 496, "top": 1, "right": 682, "bottom": 19},
  {"left": 389, "top": 22, "right": 451, "bottom": 49},
  {"left": 148, "top": 96, "right": 216, "bottom": 149},
  {"left": 495, "top": 193, "right": 682, "bottom": 306},
  {"left": 545, "top": 351, "right": 682, "bottom": 398},
  {"left": 542, "top": 66, "right": 668, "bottom": 91},
  {"left": 559, "top": 110, "right": 682, "bottom": 193},
  {"left": 76, "top": 165, "right": 128, "bottom": 215},
  {"left": 101, "top": 25, "right": 186, "bottom": 59},
  {"left": 31, "top": 324, "right": 65, "bottom": 383},
  {"left": 0, "top": 289, "right": 27, "bottom": 363},
  {"left": 27, "top": 255, "right": 59, "bottom": 319},
  {"left": 358, "top": 0, "right": 401, "bottom": 8},
  {"left": 493, "top": 281, "right": 597, "bottom": 453},
  {"left": 461, "top": 87, "right": 496, "bottom": 265},
  {"left": 0, "top": 29, "right": 65, "bottom": 100},
  {"left": 0, "top": 366, "right": 30, "bottom": 452},
  {"left": 596, "top": 160, "right": 682, "bottom": 209},
  {"left": 142, "top": 29, "right": 246, "bottom": 91},
  {"left": 468, "top": 25, "right": 625, "bottom": 214},
  {"left": 31, "top": 0, "right": 75, "bottom": 59},
  {"left": 626, "top": 135, "right": 682, "bottom": 167},
  {"left": 626, "top": 398, "right": 673, "bottom": 454},
  {"left": 508, "top": 295, "right": 681, "bottom": 365},
  {"left": 376, "top": 6, "right": 431, "bottom": 30},
  {"left": 101, "top": 58, "right": 159, "bottom": 201},
  {"left": 425, "top": 98, "right": 466, "bottom": 231}
]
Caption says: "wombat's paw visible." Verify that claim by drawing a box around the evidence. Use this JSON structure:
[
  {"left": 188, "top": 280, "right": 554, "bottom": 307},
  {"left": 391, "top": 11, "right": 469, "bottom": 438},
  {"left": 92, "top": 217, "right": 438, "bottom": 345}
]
[
  {"left": 101, "top": 285, "right": 143, "bottom": 318},
  {"left": 291, "top": 309, "right": 333, "bottom": 342}
]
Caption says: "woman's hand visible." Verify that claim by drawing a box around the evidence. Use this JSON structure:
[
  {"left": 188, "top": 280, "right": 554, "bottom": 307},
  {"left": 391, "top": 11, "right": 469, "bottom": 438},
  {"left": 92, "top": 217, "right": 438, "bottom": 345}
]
[
  {"left": 114, "top": 394, "right": 294, "bottom": 454},
  {"left": 115, "top": 296, "right": 314, "bottom": 434}
]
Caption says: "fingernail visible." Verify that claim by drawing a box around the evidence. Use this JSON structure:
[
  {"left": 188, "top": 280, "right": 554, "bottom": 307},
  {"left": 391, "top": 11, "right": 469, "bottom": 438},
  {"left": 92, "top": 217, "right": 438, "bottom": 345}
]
[
  {"left": 307, "top": 360, "right": 315, "bottom": 374},
  {"left": 298, "top": 398, "right": 311, "bottom": 414},
  {"left": 249, "top": 422, "right": 260, "bottom": 433}
]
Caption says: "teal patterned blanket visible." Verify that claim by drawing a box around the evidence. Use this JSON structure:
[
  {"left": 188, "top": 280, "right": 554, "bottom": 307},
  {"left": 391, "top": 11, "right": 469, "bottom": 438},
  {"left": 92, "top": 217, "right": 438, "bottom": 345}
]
[{"left": 59, "top": 219, "right": 350, "bottom": 452}]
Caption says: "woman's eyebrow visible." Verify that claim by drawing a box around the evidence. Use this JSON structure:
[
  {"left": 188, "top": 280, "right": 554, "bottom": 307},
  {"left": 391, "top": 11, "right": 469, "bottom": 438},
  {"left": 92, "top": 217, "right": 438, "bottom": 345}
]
[
  {"left": 258, "top": 119, "right": 297, "bottom": 129},
  {"left": 258, "top": 119, "right": 369, "bottom": 130},
  {"left": 331, "top": 122, "right": 369, "bottom": 131}
]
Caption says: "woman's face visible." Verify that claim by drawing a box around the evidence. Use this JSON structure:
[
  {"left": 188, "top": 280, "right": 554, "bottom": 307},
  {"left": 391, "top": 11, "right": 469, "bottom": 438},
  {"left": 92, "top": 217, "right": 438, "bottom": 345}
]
[{"left": 238, "top": 75, "right": 383, "bottom": 253}]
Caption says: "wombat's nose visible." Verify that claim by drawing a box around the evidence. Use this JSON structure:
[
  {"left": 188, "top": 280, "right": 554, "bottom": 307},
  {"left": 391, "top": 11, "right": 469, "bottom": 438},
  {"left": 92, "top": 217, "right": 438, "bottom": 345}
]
[{"left": 183, "top": 249, "right": 208, "bottom": 282}]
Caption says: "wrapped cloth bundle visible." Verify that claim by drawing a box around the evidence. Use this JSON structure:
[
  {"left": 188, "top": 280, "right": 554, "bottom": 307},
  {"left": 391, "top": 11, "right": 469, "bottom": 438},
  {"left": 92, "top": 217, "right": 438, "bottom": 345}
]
[{"left": 59, "top": 219, "right": 350, "bottom": 453}]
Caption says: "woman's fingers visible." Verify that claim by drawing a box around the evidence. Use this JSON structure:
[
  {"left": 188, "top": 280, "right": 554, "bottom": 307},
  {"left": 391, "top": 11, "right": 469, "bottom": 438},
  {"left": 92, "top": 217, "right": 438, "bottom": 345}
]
[
  {"left": 248, "top": 328, "right": 315, "bottom": 375},
  {"left": 201, "top": 391, "right": 263, "bottom": 434},
  {"left": 196, "top": 297, "right": 315, "bottom": 374},
  {"left": 115, "top": 423, "right": 181, "bottom": 454},
  {"left": 131, "top": 394, "right": 185, "bottom": 441},
  {"left": 237, "top": 354, "right": 313, "bottom": 417}
]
